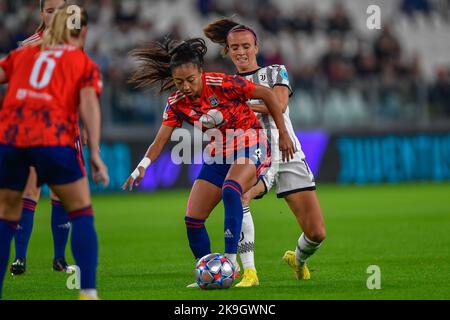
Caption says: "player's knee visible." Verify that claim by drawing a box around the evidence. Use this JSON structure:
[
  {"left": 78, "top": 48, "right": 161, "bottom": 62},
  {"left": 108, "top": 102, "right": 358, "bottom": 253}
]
[
  {"left": 241, "top": 192, "right": 251, "bottom": 207},
  {"left": 4, "top": 192, "right": 22, "bottom": 207},
  {"left": 0, "top": 192, "right": 23, "bottom": 220}
]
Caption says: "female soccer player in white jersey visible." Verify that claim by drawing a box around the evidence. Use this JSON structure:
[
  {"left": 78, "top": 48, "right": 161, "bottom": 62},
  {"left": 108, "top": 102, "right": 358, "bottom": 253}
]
[{"left": 204, "top": 18, "right": 326, "bottom": 287}]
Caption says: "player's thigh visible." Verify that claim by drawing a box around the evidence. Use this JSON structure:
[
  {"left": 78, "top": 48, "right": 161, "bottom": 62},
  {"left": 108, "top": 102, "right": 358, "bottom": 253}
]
[
  {"left": 285, "top": 191, "right": 326, "bottom": 241},
  {"left": 186, "top": 179, "right": 222, "bottom": 220},
  {"left": 49, "top": 138, "right": 85, "bottom": 202},
  {"left": 0, "top": 145, "right": 29, "bottom": 219},
  {"left": 225, "top": 158, "right": 257, "bottom": 193},
  {"left": 50, "top": 177, "right": 91, "bottom": 213},
  {"left": 30, "top": 146, "right": 86, "bottom": 210},
  {"left": 22, "top": 167, "right": 41, "bottom": 202}
]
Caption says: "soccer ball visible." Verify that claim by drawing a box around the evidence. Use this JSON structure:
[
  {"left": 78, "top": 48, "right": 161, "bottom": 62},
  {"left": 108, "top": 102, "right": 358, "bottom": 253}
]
[{"left": 195, "top": 253, "right": 235, "bottom": 289}]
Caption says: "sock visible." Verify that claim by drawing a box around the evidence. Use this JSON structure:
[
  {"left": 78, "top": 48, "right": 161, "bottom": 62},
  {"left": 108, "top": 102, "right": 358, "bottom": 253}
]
[
  {"left": 238, "top": 206, "right": 256, "bottom": 270},
  {"left": 295, "top": 233, "right": 323, "bottom": 266},
  {"left": 224, "top": 253, "right": 237, "bottom": 268},
  {"left": 14, "top": 199, "right": 36, "bottom": 260},
  {"left": 51, "top": 200, "right": 70, "bottom": 260},
  {"left": 222, "top": 180, "right": 243, "bottom": 255},
  {"left": 185, "top": 216, "right": 211, "bottom": 259},
  {"left": 68, "top": 207, "right": 98, "bottom": 290},
  {"left": 0, "top": 219, "right": 18, "bottom": 299}
]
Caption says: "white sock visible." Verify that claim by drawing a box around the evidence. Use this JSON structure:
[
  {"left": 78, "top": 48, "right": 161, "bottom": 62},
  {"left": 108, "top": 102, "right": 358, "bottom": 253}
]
[
  {"left": 80, "top": 289, "right": 98, "bottom": 299},
  {"left": 224, "top": 253, "right": 237, "bottom": 268},
  {"left": 238, "top": 207, "right": 256, "bottom": 270},
  {"left": 295, "top": 233, "right": 322, "bottom": 266}
]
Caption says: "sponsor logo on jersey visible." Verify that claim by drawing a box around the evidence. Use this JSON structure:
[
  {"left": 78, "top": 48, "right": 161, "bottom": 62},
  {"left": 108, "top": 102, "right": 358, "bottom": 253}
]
[{"left": 199, "top": 109, "right": 224, "bottom": 128}]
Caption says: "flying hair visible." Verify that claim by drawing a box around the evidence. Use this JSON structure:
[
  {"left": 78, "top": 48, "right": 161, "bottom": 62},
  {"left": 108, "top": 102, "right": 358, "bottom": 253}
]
[{"left": 129, "top": 37, "right": 207, "bottom": 93}]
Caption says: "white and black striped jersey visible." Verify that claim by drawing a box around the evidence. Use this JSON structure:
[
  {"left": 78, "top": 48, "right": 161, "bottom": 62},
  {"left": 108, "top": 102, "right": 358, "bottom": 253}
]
[{"left": 240, "top": 65, "right": 304, "bottom": 163}]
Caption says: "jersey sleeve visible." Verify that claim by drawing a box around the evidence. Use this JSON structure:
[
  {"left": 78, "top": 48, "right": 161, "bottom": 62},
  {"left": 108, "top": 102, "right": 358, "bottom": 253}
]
[
  {"left": 222, "top": 74, "right": 256, "bottom": 101},
  {"left": 271, "top": 65, "right": 293, "bottom": 97},
  {"left": 162, "top": 102, "right": 183, "bottom": 128},
  {"left": 81, "top": 57, "right": 103, "bottom": 96},
  {"left": 0, "top": 52, "right": 14, "bottom": 82}
]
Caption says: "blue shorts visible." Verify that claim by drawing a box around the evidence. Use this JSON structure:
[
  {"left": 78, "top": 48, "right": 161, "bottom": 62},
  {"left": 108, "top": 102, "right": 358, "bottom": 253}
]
[
  {"left": 197, "top": 145, "right": 271, "bottom": 188},
  {"left": 0, "top": 144, "right": 85, "bottom": 191}
]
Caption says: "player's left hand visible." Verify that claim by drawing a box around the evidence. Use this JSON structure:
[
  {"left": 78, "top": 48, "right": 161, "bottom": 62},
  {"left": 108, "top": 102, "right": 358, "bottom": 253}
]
[
  {"left": 90, "top": 153, "right": 110, "bottom": 187},
  {"left": 279, "top": 131, "right": 295, "bottom": 162}
]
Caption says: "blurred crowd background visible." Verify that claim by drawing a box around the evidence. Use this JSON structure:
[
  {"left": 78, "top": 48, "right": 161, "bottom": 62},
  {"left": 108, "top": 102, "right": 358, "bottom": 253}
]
[{"left": 1, "top": 0, "right": 450, "bottom": 140}]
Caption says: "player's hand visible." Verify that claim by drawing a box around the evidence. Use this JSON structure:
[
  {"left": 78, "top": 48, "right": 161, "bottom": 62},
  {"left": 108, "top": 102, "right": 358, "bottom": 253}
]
[
  {"left": 90, "top": 153, "right": 109, "bottom": 188},
  {"left": 122, "top": 166, "right": 146, "bottom": 192},
  {"left": 279, "top": 131, "right": 295, "bottom": 162}
]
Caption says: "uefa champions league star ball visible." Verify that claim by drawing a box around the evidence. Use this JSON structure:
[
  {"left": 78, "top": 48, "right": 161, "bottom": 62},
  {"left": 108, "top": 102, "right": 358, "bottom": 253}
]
[{"left": 195, "top": 253, "right": 235, "bottom": 289}]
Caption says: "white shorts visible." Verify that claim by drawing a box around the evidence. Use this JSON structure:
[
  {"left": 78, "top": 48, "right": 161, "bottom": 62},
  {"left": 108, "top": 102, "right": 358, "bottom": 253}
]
[{"left": 257, "top": 159, "right": 316, "bottom": 199}]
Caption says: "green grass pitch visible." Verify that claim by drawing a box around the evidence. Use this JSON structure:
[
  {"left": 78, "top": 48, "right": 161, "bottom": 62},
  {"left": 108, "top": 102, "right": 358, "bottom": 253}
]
[{"left": 3, "top": 183, "right": 450, "bottom": 300}]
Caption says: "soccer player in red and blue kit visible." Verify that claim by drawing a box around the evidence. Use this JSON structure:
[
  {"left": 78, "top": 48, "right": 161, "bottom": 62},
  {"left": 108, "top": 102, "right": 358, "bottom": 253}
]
[
  {"left": 204, "top": 18, "right": 327, "bottom": 287},
  {"left": 0, "top": 4, "right": 108, "bottom": 300},
  {"left": 122, "top": 37, "right": 295, "bottom": 287},
  {"left": 10, "top": 0, "right": 77, "bottom": 276}
]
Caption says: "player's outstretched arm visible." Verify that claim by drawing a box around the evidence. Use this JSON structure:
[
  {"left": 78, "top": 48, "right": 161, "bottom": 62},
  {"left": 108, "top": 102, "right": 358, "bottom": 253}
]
[
  {"left": 79, "top": 86, "right": 110, "bottom": 187},
  {"left": 248, "top": 85, "right": 289, "bottom": 114},
  {"left": 122, "top": 124, "right": 175, "bottom": 191},
  {"left": 252, "top": 84, "right": 295, "bottom": 162}
]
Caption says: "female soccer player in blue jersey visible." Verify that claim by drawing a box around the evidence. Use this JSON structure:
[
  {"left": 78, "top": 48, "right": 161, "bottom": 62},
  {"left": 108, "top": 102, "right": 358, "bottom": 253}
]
[
  {"left": 204, "top": 18, "right": 326, "bottom": 287},
  {"left": 122, "top": 37, "right": 295, "bottom": 286},
  {"left": 10, "top": 0, "right": 74, "bottom": 276}
]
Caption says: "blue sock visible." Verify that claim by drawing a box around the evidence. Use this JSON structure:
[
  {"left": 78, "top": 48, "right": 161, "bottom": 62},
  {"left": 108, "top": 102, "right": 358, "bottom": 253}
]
[
  {"left": 69, "top": 207, "right": 98, "bottom": 290},
  {"left": 14, "top": 199, "right": 36, "bottom": 260},
  {"left": 0, "top": 219, "right": 17, "bottom": 300},
  {"left": 185, "top": 216, "right": 211, "bottom": 260},
  {"left": 51, "top": 200, "right": 70, "bottom": 260},
  {"left": 222, "top": 180, "right": 244, "bottom": 254}
]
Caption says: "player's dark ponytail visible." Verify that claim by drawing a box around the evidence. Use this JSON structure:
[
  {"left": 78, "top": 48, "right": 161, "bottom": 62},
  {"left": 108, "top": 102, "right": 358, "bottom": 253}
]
[
  {"left": 129, "top": 37, "right": 208, "bottom": 93},
  {"left": 204, "top": 18, "right": 257, "bottom": 55}
]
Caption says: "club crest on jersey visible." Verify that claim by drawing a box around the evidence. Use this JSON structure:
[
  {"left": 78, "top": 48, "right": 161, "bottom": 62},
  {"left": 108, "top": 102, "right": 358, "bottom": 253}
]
[
  {"left": 259, "top": 73, "right": 267, "bottom": 82},
  {"left": 209, "top": 95, "right": 219, "bottom": 107}
]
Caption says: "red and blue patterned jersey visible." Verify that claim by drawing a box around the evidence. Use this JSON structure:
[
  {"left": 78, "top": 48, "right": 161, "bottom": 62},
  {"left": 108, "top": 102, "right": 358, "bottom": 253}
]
[
  {"left": 0, "top": 44, "right": 102, "bottom": 147},
  {"left": 163, "top": 72, "right": 267, "bottom": 157},
  {"left": 20, "top": 31, "right": 43, "bottom": 47}
]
